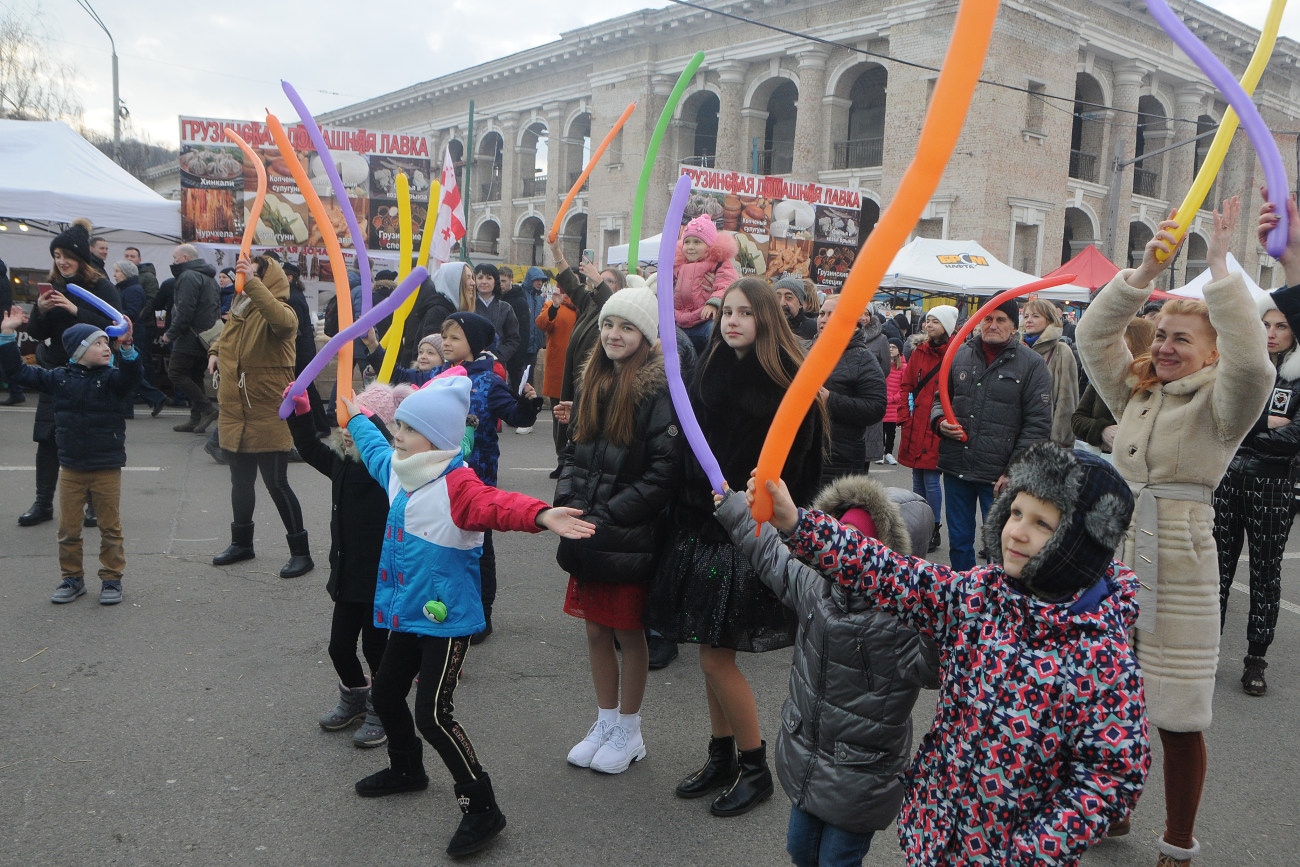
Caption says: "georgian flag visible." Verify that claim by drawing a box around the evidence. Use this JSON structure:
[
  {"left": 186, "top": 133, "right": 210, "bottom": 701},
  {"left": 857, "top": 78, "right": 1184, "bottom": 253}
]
[{"left": 430, "top": 147, "right": 466, "bottom": 264}]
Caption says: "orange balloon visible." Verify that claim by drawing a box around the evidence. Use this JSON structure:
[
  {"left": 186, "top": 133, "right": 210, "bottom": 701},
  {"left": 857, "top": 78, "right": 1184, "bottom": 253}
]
[
  {"left": 265, "top": 112, "right": 355, "bottom": 427},
  {"left": 751, "top": 0, "right": 1001, "bottom": 524},
  {"left": 222, "top": 127, "right": 266, "bottom": 294},
  {"left": 548, "top": 102, "right": 636, "bottom": 244}
]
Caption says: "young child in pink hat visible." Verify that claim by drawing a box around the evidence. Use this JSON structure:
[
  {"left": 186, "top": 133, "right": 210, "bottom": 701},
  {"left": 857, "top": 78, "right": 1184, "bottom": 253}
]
[{"left": 674, "top": 214, "right": 738, "bottom": 352}]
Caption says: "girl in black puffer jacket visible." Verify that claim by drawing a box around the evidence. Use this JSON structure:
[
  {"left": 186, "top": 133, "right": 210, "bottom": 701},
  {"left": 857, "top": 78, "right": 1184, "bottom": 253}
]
[{"left": 554, "top": 287, "right": 683, "bottom": 776}]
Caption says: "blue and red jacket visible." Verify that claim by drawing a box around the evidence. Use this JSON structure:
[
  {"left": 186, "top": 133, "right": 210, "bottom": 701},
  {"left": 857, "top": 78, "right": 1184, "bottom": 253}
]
[
  {"left": 784, "top": 507, "right": 1150, "bottom": 866},
  {"left": 430, "top": 354, "right": 540, "bottom": 485}
]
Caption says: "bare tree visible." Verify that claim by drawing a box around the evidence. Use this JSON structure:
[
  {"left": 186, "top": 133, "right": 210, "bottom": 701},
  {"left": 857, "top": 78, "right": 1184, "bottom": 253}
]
[{"left": 0, "top": 5, "right": 84, "bottom": 123}]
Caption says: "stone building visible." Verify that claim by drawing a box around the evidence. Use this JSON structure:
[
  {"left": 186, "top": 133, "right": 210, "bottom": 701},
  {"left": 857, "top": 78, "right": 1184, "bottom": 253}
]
[{"left": 319, "top": 0, "right": 1300, "bottom": 290}]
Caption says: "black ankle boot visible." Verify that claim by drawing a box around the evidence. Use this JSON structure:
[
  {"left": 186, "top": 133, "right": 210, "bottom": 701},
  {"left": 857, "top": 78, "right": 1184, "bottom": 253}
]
[
  {"left": 18, "top": 500, "right": 54, "bottom": 527},
  {"left": 710, "top": 740, "right": 773, "bottom": 817},
  {"left": 929, "top": 523, "right": 941, "bottom": 553},
  {"left": 213, "top": 522, "right": 255, "bottom": 566},
  {"left": 675, "top": 735, "right": 738, "bottom": 799},
  {"left": 355, "top": 743, "right": 429, "bottom": 798},
  {"left": 279, "top": 530, "right": 314, "bottom": 578},
  {"left": 446, "top": 773, "right": 507, "bottom": 857}
]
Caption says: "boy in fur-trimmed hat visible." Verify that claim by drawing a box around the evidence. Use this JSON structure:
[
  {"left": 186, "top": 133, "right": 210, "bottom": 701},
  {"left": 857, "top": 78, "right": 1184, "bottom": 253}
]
[
  {"left": 0, "top": 308, "right": 142, "bottom": 606},
  {"left": 751, "top": 443, "right": 1150, "bottom": 866}
]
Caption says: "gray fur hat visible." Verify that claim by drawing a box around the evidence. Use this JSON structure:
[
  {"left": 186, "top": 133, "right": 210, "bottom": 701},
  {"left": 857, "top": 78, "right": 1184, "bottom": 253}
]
[
  {"left": 982, "top": 443, "right": 1134, "bottom": 601},
  {"left": 812, "top": 474, "right": 934, "bottom": 556}
]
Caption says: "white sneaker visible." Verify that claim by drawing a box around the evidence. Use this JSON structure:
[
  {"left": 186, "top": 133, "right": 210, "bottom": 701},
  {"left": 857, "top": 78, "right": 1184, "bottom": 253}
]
[
  {"left": 884, "top": 454, "right": 898, "bottom": 465},
  {"left": 589, "top": 723, "right": 646, "bottom": 774},
  {"left": 566, "top": 719, "right": 612, "bottom": 768},
  {"left": 874, "top": 459, "right": 885, "bottom": 465},
  {"left": 515, "top": 426, "right": 534, "bottom": 435}
]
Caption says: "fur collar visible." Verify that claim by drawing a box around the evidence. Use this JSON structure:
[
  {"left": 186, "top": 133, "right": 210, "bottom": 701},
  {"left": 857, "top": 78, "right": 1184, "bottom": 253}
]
[
  {"left": 1156, "top": 359, "right": 1219, "bottom": 396},
  {"left": 1277, "top": 347, "right": 1300, "bottom": 383},
  {"left": 860, "top": 317, "right": 883, "bottom": 343},
  {"left": 1027, "top": 323, "right": 1063, "bottom": 352},
  {"left": 811, "top": 475, "right": 911, "bottom": 554},
  {"left": 391, "top": 448, "right": 459, "bottom": 492}
]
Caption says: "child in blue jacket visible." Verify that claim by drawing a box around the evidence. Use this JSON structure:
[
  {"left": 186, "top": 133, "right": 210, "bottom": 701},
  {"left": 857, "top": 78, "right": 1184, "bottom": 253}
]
[
  {"left": 341, "top": 375, "right": 592, "bottom": 858},
  {"left": 0, "top": 309, "right": 142, "bottom": 605},
  {"left": 752, "top": 444, "right": 1150, "bottom": 866}
]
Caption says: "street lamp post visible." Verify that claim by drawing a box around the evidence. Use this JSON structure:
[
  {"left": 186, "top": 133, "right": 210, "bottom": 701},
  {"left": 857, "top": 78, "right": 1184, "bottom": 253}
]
[{"left": 76, "top": 0, "right": 121, "bottom": 165}]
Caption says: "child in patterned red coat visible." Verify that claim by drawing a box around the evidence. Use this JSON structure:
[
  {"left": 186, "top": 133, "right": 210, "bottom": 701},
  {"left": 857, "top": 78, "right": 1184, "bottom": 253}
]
[{"left": 752, "top": 443, "right": 1150, "bottom": 866}]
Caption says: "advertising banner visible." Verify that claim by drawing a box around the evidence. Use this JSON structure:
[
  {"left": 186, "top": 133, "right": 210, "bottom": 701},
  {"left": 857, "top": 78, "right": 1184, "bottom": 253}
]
[{"left": 676, "top": 166, "right": 867, "bottom": 290}]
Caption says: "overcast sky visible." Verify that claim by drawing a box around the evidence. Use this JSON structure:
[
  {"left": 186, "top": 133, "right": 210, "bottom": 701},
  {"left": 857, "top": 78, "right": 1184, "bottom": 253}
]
[{"left": 11, "top": 0, "right": 1295, "bottom": 145}]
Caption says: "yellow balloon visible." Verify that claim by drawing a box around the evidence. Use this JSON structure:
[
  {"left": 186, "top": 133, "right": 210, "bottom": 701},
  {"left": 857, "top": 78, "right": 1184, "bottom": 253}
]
[
  {"left": 1160, "top": 0, "right": 1287, "bottom": 261},
  {"left": 378, "top": 177, "right": 442, "bottom": 383}
]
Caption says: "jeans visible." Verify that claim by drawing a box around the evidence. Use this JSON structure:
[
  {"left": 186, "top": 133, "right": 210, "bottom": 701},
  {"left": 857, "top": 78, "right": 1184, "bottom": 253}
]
[
  {"left": 683, "top": 320, "right": 713, "bottom": 354},
  {"left": 912, "top": 468, "right": 942, "bottom": 527},
  {"left": 58, "top": 467, "right": 124, "bottom": 582},
  {"left": 786, "top": 805, "right": 874, "bottom": 867},
  {"left": 943, "top": 473, "right": 994, "bottom": 572}
]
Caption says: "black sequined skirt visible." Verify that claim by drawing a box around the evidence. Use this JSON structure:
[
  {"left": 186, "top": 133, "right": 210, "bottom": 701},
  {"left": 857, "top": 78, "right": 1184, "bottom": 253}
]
[{"left": 644, "top": 525, "right": 795, "bottom": 653}]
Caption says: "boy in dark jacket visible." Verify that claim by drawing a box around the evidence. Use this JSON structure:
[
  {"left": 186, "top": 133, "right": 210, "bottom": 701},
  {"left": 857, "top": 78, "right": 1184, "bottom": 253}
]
[
  {"left": 717, "top": 475, "right": 938, "bottom": 867},
  {"left": 1, "top": 310, "right": 142, "bottom": 605},
  {"left": 752, "top": 444, "right": 1149, "bottom": 866}
]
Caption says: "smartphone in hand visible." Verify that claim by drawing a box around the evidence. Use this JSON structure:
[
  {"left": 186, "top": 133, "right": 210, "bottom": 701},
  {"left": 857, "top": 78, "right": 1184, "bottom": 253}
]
[
  {"left": 38, "top": 283, "right": 54, "bottom": 296},
  {"left": 580, "top": 249, "right": 596, "bottom": 267}
]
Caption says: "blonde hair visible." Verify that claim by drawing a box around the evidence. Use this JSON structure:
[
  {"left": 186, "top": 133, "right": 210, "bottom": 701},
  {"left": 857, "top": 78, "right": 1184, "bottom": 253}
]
[
  {"left": 1129, "top": 298, "right": 1215, "bottom": 396},
  {"left": 1023, "top": 298, "right": 1061, "bottom": 329}
]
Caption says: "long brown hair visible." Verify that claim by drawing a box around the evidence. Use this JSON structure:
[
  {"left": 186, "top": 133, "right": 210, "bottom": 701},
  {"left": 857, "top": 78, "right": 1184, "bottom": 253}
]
[
  {"left": 1128, "top": 298, "right": 1215, "bottom": 397},
  {"left": 48, "top": 256, "right": 105, "bottom": 290},
  {"left": 700, "top": 277, "right": 829, "bottom": 439},
  {"left": 570, "top": 329, "right": 658, "bottom": 448}
]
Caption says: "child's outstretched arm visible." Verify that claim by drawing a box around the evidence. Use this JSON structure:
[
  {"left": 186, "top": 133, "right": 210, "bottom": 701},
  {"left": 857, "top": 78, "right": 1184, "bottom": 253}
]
[
  {"left": 714, "top": 489, "right": 816, "bottom": 617},
  {"left": 342, "top": 396, "right": 394, "bottom": 486},
  {"left": 1007, "top": 661, "right": 1150, "bottom": 863},
  {"left": 751, "top": 473, "right": 962, "bottom": 641},
  {"left": 446, "top": 467, "right": 594, "bottom": 538},
  {"left": 484, "top": 372, "right": 540, "bottom": 428},
  {"left": 0, "top": 305, "right": 57, "bottom": 394}
]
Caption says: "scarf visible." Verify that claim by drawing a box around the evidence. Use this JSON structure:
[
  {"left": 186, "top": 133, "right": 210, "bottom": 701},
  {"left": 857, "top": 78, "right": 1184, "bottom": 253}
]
[{"left": 391, "top": 447, "right": 460, "bottom": 493}]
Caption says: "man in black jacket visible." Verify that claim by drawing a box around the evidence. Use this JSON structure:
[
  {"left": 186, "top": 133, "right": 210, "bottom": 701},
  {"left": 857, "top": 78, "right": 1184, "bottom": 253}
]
[
  {"left": 929, "top": 299, "right": 1052, "bottom": 571},
  {"left": 815, "top": 293, "right": 886, "bottom": 484},
  {"left": 775, "top": 277, "right": 818, "bottom": 340},
  {"left": 161, "top": 244, "right": 220, "bottom": 433}
]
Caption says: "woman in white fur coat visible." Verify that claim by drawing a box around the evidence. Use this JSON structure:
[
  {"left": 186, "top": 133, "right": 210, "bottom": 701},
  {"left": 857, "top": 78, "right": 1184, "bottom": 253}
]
[{"left": 1076, "top": 197, "right": 1272, "bottom": 866}]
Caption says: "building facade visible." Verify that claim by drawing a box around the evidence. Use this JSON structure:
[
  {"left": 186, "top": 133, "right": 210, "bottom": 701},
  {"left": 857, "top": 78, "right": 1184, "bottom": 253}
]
[{"left": 318, "top": 0, "right": 1300, "bottom": 289}]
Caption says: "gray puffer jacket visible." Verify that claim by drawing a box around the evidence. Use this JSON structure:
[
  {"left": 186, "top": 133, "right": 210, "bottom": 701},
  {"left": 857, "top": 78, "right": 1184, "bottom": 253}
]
[
  {"left": 928, "top": 333, "right": 1052, "bottom": 484},
  {"left": 715, "top": 478, "right": 939, "bottom": 834}
]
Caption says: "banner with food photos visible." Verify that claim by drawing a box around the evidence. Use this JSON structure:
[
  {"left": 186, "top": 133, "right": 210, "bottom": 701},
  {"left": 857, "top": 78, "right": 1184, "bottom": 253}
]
[
  {"left": 676, "top": 166, "right": 866, "bottom": 290},
  {"left": 179, "top": 116, "right": 434, "bottom": 254}
]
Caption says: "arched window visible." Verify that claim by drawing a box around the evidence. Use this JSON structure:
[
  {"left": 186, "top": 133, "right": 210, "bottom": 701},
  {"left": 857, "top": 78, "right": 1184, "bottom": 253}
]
[
  {"left": 762, "top": 81, "right": 798, "bottom": 175},
  {"left": 834, "top": 65, "right": 886, "bottom": 169},
  {"left": 521, "top": 122, "right": 548, "bottom": 198},
  {"left": 1133, "top": 96, "right": 1167, "bottom": 198},
  {"left": 1069, "top": 73, "right": 1105, "bottom": 183},
  {"left": 477, "top": 132, "right": 504, "bottom": 201}
]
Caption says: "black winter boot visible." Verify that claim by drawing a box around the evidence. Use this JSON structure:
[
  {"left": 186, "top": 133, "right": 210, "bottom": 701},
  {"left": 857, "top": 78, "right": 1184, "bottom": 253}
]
[
  {"left": 279, "top": 530, "right": 314, "bottom": 578},
  {"left": 446, "top": 774, "right": 507, "bottom": 858},
  {"left": 18, "top": 461, "right": 56, "bottom": 527},
  {"left": 212, "top": 522, "right": 255, "bottom": 566},
  {"left": 675, "top": 735, "right": 738, "bottom": 799},
  {"left": 355, "top": 742, "right": 429, "bottom": 798},
  {"left": 929, "top": 523, "right": 941, "bottom": 553},
  {"left": 710, "top": 740, "right": 774, "bottom": 817}
]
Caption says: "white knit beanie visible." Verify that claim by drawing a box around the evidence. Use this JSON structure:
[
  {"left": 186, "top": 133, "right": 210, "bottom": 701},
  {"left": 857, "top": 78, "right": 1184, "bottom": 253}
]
[
  {"left": 599, "top": 286, "right": 660, "bottom": 343},
  {"left": 925, "top": 304, "right": 958, "bottom": 337}
]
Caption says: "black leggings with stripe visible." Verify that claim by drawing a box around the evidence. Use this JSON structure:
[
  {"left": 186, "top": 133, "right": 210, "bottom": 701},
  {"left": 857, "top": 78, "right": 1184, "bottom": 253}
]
[{"left": 372, "top": 631, "right": 482, "bottom": 784}]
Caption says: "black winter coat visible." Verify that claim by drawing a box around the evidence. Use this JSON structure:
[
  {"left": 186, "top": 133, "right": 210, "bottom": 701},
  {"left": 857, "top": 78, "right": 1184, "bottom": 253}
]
[
  {"left": 1229, "top": 350, "right": 1300, "bottom": 476},
  {"left": 287, "top": 287, "right": 318, "bottom": 376},
  {"left": 288, "top": 412, "right": 391, "bottom": 603},
  {"left": 929, "top": 334, "right": 1053, "bottom": 485},
  {"left": 554, "top": 354, "right": 683, "bottom": 584},
  {"left": 165, "top": 259, "right": 220, "bottom": 355},
  {"left": 787, "top": 309, "right": 817, "bottom": 340},
  {"left": 558, "top": 267, "right": 613, "bottom": 403},
  {"left": 118, "top": 277, "right": 146, "bottom": 322},
  {"left": 1, "top": 341, "right": 141, "bottom": 470},
  {"left": 818, "top": 329, "right": 886, "bottom": 468}
]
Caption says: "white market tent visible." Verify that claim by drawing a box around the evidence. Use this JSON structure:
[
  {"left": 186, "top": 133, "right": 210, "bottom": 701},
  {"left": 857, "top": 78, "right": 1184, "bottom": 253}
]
[
  {"left": 0, "top": 119, "right": 180, "bottom": 272},
  {"left": 605, "top": 233, "right": 663, "bottom": 266},
  {"left": 1170, "top": 252, "right": 1269, "bottom": 302},
  {"left": 879, "top": 237, "right": 1090, "bottom": 302}
]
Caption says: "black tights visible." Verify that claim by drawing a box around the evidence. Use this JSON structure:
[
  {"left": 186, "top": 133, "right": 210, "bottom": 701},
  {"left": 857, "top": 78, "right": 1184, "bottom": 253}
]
[
  {"left": 227, "top": 451, "right": 304, "bottom": 533},
  {"left": 329, "top": 600, "right": 389, "bottom": 688}
]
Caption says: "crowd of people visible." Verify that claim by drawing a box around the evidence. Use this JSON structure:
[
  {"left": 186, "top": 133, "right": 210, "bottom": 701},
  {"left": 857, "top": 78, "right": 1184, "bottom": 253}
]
[{"left": 0, "top": 190, "right": 1296, "bottom": 866}]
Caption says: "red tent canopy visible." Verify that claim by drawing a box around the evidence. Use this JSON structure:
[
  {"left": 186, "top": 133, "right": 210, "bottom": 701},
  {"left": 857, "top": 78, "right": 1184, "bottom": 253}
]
[{"left": 1044, "top": 244, "right": 1119, "bottom": 291}]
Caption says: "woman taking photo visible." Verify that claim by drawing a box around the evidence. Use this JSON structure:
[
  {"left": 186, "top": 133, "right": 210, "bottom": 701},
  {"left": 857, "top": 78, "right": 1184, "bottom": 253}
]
[
  {"left": 207, "top": 254, "right": 313, "bottom": 579},
  {"left": 1077, "top": 197, "right": 1273, "bottom": 865},
  {"left": 896, "top": 305, "right": 956, "bottom": 552},
  {"left": 646, "top": 277, "right": 823, "bottom": 817},
  {"left": 1020, "top": 298, "right": 1078, "bottom": 448},
  {"left": 555, "top": 287, "right": 682, "bottom": 775}
]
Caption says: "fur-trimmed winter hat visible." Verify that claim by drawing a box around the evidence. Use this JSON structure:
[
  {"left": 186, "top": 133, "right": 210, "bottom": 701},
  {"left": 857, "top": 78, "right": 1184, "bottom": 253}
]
[
  {"left": 50, "top": 218, "right": 95, "bottom": 264},
  {"left": 812, "top": 474, "right": 934, "bottom": 557},
  {"left": 982, "top": 443, "right": 1134, "bottom": 601},
  {"left": 1258, "top": 288, "right": 1300, "bottom": 380},
  {"left": 445, "top": 311, "right": 495, "bottom": 357},
  {"left": 924, "top": 304, "right": 958, "bottom": 337},
  {"left": 394, "top": 375, "right": 471, "bottom": 450},
  {"left": 773, "top": 276, "right": 807, "bottom": 304},
  {"left": 599, "top": 286, "right": 659, "bottom": 343},
  {"left": 683, "top": 214, "right": 718, "bottom": 247},
  {"left": 62, "top": 323, "right": 107, "bottom": 364}
]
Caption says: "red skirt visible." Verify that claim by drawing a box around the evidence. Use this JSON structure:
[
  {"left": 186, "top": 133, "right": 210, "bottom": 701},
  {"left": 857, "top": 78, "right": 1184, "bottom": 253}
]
[{"left": 563, "top": 576, "right": 648, "bottom": 631}]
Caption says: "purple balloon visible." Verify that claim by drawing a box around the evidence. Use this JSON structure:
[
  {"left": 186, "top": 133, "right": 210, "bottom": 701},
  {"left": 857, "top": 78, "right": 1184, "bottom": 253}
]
[
  {"left": 657, "top": 174, "right": 726, "bottom": 494},
  {"left": 1147, "top": 0, "right": 1289, "bottom": 257},
  {"left": 64, "top": 282, "right": 129, "bottom": 337},
  {"left": 282, "top": 80, "right": 373, "bottom": 314},
  {"left": 278, "top": 266, "right": 426, "bottom": 418}
]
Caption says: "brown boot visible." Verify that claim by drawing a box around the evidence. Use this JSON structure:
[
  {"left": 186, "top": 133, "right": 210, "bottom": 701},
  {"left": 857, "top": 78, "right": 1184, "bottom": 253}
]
[{"left": 1242, "top": 655, "right": 1268, "bottom": 696}]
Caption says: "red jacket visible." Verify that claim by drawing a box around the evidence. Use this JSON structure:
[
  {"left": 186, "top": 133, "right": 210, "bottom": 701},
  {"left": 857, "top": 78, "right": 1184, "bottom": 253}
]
[{"left": 897, "top": 338, "right": 948, "bottom": 469}]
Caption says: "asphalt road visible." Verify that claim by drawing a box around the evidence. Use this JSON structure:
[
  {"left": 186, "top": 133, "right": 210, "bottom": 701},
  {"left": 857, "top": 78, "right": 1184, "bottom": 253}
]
[{"left": 0, "top": 404, "right": 1296, "bottom": 866}]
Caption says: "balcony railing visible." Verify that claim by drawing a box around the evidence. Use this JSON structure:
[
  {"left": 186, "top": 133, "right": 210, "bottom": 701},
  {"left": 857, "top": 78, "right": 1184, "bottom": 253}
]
[
  {"left": 566, "top": 170, "right": 589, "bottom": 192},
  {"left": 1132, "top": 166, "right": 1159, "bottom": 198},
  {"left": 755, "top": 149, "right": 793, "bottom": 175},
  {"left": 680, "top": 154, "right": 716, "bottom": 168},
  {"left": 467, "top": 239, "right": 499, "bottom": 256},
  {"left": 521, "top": 174, "right": 547, "bottom": 198},
  {"left": 480, "top": 179, "right": 502, "bottom": 202},
  {"left": 1068, "top": 149, "right": 1098, "bottom": 183},
  {"left": 832, "top": 137, "right": 883, "bottom": 170}
]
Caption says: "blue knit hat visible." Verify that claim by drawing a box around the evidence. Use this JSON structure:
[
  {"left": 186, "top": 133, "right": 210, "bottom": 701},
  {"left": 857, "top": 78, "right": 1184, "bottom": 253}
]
[
  {"left": 394, "top": 376, "right": 471, "bottom": 450},
  {"left": 62, "top": 323, "right": 107, "bottom": 364}
]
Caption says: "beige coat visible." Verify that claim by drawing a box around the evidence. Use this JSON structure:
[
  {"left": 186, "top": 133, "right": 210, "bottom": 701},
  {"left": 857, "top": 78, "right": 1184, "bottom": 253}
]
[
  {"left": 1077, "top": 269, "right": 1271, "bottom": 730},
  {"left": 1026, "top": 323, "right": 1078, "bottom": 448},
  {"left": 209, "top": 261, "right": 298, "bottom": 453}
]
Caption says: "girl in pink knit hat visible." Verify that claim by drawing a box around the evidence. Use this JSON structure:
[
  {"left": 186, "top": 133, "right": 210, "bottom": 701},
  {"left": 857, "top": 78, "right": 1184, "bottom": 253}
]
[{"left": 674, "top": 214, "right": 738, "bottom": 353}]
